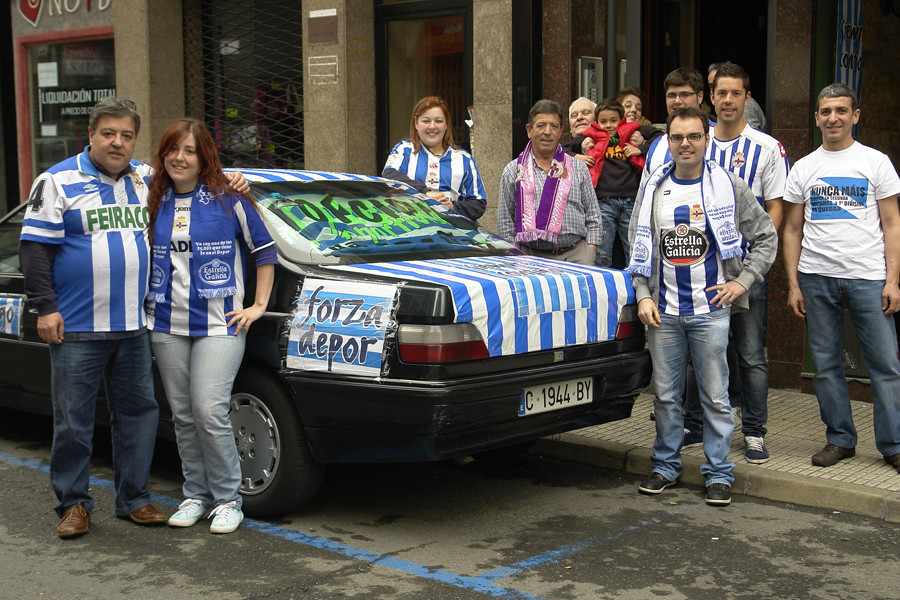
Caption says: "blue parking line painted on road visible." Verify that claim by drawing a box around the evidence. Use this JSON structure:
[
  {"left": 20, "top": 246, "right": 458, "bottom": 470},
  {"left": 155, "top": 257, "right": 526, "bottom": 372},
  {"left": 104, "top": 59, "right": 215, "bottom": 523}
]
[
  {"left": 2, "top": 450, "right": 687, "bottom": 599},
  {"left": 1, "top": 451, "right": 547, "bottom": 599},
  {"left": 477, "top": 509, "right": 695, "bottom": 582}
]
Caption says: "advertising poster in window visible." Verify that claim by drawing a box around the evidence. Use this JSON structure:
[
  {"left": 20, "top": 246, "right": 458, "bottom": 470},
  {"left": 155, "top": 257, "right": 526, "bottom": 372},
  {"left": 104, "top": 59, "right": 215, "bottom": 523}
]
[{"left": 29, "top": 38, "right": 116, "bottom": 175}]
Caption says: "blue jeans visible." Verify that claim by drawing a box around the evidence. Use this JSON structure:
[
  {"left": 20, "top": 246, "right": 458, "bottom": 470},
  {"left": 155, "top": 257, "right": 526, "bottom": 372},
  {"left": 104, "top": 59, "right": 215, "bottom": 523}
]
[
  {"left": 799, "top": 273, "right": 900, "bottom": 456},
  {"left": 648, "top": 308, "right": 735, "bottom": 487},
  {"left": 596, "top": 196, "right": 635, "bottom": 267},
  {"left": 151, "top": 332, "right": 246, "bottom": 509},
  {"left": 49, "top": 332, "right": 158, "bottom": 517},
  {"left": 729, "top": 278, "right": 769, "bottom": 437}
]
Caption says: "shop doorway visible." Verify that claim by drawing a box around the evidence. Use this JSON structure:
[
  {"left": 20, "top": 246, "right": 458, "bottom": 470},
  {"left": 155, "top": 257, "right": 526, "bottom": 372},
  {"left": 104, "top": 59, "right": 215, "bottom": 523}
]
[{"left": 375, "top": 1, "right": 473, "bottom": 165}]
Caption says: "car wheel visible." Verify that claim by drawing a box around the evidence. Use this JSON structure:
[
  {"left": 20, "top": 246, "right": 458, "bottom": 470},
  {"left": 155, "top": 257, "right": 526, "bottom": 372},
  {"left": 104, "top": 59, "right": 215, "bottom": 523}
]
[{"left": 231, "top": 369, "right": 325, "bottom": 517}]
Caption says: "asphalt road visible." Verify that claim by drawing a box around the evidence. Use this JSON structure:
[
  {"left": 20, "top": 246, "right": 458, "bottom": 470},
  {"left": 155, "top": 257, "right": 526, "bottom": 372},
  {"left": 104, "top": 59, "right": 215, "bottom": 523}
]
[{"left": 1, "top": 409, "right": 898, "bottom": 600}]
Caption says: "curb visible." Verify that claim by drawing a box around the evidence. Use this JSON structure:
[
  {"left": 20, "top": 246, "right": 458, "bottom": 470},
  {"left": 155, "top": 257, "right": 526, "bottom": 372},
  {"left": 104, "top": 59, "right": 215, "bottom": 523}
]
[{"left": 532, "top": 434, "right": 900, "bottom": 523}]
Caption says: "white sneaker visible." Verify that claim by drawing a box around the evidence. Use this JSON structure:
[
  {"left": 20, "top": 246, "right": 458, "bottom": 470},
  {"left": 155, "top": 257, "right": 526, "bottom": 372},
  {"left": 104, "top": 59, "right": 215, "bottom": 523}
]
[
  {"left": 208, "top": 501, "right": 244, "bottom": 534},
  {"left": 731, "top": 406, "right": 743, "bottom": 430},
  {"left": 168, "top": 498, "right": 208, "bottom": 527}
]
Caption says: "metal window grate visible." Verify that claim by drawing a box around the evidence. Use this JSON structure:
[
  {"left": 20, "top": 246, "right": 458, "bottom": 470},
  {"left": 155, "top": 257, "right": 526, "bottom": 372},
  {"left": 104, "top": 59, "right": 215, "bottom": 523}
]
[{"left": 183, "top": 0, "right": 304, "bottom": 169}]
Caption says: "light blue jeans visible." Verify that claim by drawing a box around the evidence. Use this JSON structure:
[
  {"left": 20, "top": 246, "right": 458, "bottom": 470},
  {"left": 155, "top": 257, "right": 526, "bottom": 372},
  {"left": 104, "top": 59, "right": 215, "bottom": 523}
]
[
  {"left": 151, "top": 331, "right": 246, "bottom": 509},
  {"left": 799, "top": 273, "right": 900, "bottom": 456},
  {"left": 596, "top": 196, "right": 635, "bottom": 267},
  {"left": 648, "top": 308, "right": 735, "bottom": 487}
]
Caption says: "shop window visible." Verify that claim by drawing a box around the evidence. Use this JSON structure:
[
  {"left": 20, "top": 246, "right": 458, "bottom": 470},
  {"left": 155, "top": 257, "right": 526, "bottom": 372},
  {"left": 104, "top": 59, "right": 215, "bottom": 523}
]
[
  {"left": 27, "top": 38, "right": 115, "bottom": 176},
  {"left": 183, "top": 0, "right": 304, "bottom": 169}
]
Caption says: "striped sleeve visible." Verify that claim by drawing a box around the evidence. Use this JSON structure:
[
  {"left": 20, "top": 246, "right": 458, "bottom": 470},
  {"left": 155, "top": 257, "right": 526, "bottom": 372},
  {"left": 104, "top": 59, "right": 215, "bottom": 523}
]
[{"left": 20, "top": 173, "right": 66, "bottom": 243}]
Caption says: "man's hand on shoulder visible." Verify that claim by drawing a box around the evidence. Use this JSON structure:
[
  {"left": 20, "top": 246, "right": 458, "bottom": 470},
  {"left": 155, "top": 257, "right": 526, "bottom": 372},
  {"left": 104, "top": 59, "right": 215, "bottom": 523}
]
[
  {"left": 38, "top": 312, "right": 65, "bottom": 344},
  {"left": 226, "top": 171, "right": 250, "bottom": 194},
  {"left": 883, "top": 283, "right": 900, "bottom": 315},
  {"left": 637, "top": 297, "right": 660, "bottom": 328}
]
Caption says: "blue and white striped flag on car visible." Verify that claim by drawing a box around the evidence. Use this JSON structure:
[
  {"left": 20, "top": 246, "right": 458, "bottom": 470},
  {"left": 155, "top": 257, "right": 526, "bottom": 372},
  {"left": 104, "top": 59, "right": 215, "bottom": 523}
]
[{"left": 328, "top": 255, "right": 634, "bottom": 357}]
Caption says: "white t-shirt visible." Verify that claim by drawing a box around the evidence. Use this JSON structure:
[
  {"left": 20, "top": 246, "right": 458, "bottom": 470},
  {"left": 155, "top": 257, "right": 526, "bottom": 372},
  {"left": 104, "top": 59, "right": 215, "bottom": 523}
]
[
  {"left": 784, "top": 142, "right": 900, "bottom": 279},
  {"left": 657, "top": 175, "right": 726, "bottom": 316}
]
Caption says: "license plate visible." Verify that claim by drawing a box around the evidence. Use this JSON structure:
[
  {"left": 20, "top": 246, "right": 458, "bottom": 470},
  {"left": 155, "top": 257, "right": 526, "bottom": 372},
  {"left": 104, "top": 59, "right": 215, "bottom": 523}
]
[{"left": 518, "top": 377, "right": 593, "bottom": 417}]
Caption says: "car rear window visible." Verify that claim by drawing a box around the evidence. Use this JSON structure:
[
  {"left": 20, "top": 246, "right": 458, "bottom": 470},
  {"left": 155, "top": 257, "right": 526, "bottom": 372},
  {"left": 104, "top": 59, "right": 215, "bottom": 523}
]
[{"left": 253, "top": 179, "right": 516, "bottom": 264}]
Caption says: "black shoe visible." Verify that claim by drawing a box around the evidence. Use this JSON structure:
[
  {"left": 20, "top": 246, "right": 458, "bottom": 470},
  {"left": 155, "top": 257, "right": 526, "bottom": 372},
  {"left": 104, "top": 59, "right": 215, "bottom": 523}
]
[
  {"left": 682, "top": 428, "right": 703, "bottom": 446},
  {"left": 884, "top": 453, "right": 900, "bottom": 474},
  {"left": 706, "top": 483, "right": 732, "bottom": 506},
  {"left": 811, "top": 443, "right": 855, "bottom": 467},
  {"left": 639, "top": 472, "right": 676, "bottom": 495}
]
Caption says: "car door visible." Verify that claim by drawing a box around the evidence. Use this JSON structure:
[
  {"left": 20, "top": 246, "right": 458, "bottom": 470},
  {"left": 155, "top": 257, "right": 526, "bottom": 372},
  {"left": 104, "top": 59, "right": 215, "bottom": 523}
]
[{"left": 0, "top": 203, "right": 53, "bottom": 413}]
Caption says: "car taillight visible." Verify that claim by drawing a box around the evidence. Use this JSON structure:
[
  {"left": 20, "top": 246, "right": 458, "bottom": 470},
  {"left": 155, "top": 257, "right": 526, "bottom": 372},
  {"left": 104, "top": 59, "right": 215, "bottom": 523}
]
[
  {"left": 397, "top": 323, "right": 490, "bottom": 363},
  {"left": 614, "top": 305, "right": 642, "bottom": 340}
]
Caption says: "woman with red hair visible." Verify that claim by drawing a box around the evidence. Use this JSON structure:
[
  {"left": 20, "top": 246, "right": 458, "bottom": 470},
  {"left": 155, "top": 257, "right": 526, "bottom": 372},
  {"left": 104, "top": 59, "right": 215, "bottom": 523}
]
[
  {"left": 382, "top": 96, "right": 487, "bottom": 221},
  {"left": 145, "top": 118, "right": 276, "bottom": 534}
]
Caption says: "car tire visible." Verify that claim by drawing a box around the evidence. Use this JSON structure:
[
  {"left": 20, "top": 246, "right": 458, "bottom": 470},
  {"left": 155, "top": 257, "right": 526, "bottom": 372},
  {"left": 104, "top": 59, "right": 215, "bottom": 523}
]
[{"left": 231, "top": 368, "right": 325, "bottom": 517}]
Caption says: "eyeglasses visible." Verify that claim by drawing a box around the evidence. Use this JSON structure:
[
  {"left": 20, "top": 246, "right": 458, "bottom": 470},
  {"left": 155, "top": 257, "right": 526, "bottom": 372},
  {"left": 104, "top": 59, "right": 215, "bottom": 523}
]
[
  {"left": 668, "top": 133, "right": 705, "bottom": 143},
  {"left": 665, "top": 91, "right": 699, "bottom": 100},
  {"left": 94, "top": 97, "right": 137, "bottom": 111}
]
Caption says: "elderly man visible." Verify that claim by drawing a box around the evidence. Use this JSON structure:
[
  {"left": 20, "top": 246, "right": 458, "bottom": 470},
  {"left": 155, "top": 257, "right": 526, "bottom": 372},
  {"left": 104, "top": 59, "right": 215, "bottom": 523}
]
[
  {"left": 629, "top": 107, "right": 776, "bottom": 506},
  {"left": 497, "top": 99, "right": 601, "bottom": 265},
  {"left": 563, "top": 96, "right": 597, "bottom": 165},
  {"left": 783, "top": 83, "right": 900, "bottom": 473}
]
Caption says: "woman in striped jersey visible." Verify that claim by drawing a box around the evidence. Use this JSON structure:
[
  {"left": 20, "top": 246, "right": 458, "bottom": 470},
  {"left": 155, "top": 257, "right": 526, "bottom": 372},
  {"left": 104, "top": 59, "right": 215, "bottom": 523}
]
[
  {"left": 145, "top": 118, "right": 277, "bottom": 534},
  {"left": 382, "top": 96, "right": 487, "bottom": 221}
]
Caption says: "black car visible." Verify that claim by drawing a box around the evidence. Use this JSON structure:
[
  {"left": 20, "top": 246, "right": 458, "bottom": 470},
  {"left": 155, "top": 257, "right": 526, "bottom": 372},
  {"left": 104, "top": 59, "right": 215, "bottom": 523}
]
[{"left": 0, "top": 169, "right": 651, "bottom": 517}]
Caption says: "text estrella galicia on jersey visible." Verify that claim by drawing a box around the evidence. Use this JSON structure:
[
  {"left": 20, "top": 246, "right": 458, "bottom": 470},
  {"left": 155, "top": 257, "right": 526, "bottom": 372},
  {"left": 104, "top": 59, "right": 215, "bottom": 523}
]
[{"left": 661, "top": 225, "right": 708, "bottom": 266}]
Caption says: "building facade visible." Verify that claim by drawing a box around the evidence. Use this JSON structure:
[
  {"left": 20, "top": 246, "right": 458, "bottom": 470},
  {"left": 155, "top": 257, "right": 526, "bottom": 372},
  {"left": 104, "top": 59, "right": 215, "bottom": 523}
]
[{"left": 6, "top": 0, "right": 900, "bottom": 395}]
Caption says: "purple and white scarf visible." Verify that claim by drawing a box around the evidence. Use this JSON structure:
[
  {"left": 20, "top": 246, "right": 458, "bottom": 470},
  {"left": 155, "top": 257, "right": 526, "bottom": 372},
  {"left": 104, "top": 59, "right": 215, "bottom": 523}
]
[{"left": 514, "top": 142, "right": 573, "bottom": 245}]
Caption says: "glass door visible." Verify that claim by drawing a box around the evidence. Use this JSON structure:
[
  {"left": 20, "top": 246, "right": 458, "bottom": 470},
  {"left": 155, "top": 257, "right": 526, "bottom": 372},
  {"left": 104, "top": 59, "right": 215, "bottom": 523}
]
[{"left": 376, "top": 1, "right": 473, "bottom": 165}]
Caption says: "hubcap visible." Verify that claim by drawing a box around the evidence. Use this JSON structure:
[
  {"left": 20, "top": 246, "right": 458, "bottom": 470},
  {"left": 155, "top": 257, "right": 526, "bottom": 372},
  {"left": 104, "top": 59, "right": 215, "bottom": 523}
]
[{"left": 230, "top": 392, "right": 281, "bottom": 496}]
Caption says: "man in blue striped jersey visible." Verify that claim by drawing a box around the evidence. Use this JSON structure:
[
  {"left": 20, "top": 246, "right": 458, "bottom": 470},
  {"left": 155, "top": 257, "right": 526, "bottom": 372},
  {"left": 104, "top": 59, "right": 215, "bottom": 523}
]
[
  {"left": 642, "top": 68, "right": 710, "bottom": 180},
  {"left": 628, "top": 107, "right": 777, "bottom": 506},
  {"left": 19, "top": 99, "right": 170, "bottom": 537},
  {"left": 707, "top": 62, "right": 789, "bottom": 464}
]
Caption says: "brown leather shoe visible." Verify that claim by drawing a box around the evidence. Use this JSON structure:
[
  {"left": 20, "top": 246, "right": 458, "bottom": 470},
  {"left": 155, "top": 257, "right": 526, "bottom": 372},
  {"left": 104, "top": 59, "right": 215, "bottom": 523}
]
[
  {"left": 128, "top": 504, "right": 168, "bottom": 525},
  {"left": 57, "top": 503, "right": 90, "bottom": 538},
  {"left": 811, "top": 443, "right": 856, "bottom": 467},
  {"left": 885, "top": 453, "right": 900, "bottom": 474}
]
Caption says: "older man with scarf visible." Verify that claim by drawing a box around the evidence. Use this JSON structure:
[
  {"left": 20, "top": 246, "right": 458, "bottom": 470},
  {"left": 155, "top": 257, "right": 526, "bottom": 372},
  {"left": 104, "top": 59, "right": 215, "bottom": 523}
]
[
  {"left": 497, "top": 99, "right": 601, "bottom": 265},
  {"left": 627, "top": 107, "right": 776, "bottom": 507}
]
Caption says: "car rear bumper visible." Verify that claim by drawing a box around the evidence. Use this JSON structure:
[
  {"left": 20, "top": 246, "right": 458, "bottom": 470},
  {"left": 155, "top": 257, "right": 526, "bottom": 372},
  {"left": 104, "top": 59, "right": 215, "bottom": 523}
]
[{"left": 285, "top": 349, "right": 652, "bottom": 463}]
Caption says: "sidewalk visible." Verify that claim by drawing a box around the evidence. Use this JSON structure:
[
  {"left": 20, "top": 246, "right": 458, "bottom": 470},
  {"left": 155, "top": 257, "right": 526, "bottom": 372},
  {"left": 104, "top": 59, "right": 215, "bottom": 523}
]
[{"left": 533, "top": 389, "right": 900, "bottom": 522}]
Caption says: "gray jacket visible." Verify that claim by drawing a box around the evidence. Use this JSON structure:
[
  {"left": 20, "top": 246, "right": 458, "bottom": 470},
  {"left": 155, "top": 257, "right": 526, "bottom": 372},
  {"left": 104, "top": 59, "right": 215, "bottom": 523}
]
[{"left": 627, "top": 163, "right": 777, "bottom": 313}]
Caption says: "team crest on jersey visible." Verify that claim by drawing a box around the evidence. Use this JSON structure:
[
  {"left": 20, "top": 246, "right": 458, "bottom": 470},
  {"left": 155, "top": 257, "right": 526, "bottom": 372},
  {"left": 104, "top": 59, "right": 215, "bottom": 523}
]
[
  {"left": 731, "top": 152, "right": 746, "bottom": 169},
  {"left": 426, "top": 171, "right": 440, "bottom": 188},
  {"left": 199, "top": 258, "right": 232, "bottom": 286},
  {"left": 661, "top": 224, "right": 708, "bottom": 266},
  {"left": 174, "top": 215, "right": 189, "bottom": 232},
  {"left": 129, "top": 172, "right": 144, "bottom": 189},
  {"left": 690, "top": 204, "right": 704, "bottom": 221}
]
